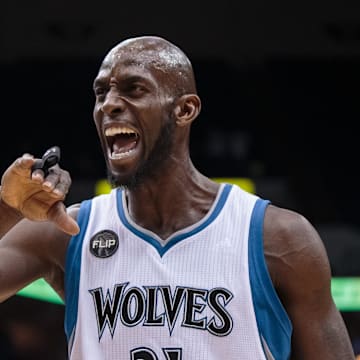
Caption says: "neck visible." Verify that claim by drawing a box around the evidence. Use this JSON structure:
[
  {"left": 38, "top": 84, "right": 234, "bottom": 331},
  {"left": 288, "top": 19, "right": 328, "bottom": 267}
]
[{"left": 123, "top": 161, "right": 219, "bottom": 240}]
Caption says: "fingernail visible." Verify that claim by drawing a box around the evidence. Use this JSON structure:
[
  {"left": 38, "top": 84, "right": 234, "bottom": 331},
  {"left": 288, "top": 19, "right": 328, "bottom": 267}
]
[{"left": 53, "top": 189, "right": 63, "bottom": 196}]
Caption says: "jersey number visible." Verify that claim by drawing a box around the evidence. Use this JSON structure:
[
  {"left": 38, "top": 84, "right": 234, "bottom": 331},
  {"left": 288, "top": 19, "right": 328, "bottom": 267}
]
[{"left": 131, "top": 347, "right": 182, "bottom": 360}]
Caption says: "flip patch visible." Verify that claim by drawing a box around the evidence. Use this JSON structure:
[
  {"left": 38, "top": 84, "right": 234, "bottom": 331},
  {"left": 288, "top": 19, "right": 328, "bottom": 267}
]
[{"left": 90, "top": 230, "right": 119, "bottom": 258}]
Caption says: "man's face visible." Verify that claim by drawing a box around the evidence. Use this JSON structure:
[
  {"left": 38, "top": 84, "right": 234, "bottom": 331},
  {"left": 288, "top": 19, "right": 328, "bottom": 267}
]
[{"left": 93, "top": 50, "right": 176, "bottom": 188}]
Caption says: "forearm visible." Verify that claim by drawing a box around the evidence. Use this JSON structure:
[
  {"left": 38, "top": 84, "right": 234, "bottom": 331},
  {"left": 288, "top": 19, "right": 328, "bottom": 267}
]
[{"left": 0, "top": 187, "right": 24, "bottom": 238}]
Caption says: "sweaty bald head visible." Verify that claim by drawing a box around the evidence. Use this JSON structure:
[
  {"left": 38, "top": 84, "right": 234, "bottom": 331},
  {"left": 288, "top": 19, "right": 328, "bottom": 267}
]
[{"left": 101, "top": 35, "right": 197, "bottom": 97}]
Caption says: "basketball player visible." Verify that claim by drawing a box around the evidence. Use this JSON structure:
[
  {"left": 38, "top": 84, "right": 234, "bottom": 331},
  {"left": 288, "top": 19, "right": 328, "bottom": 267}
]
[{"left": 0, "top": 36, "right": 355, "bottom": 359}]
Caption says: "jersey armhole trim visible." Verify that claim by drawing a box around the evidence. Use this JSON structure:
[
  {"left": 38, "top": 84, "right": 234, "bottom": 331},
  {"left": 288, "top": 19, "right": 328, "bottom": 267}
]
[
  {"left": 64, "top": 199, "right": 92, "bottom": 343},
  {"left": 249, "top": 198, "right": 292, "bottom": 360}
]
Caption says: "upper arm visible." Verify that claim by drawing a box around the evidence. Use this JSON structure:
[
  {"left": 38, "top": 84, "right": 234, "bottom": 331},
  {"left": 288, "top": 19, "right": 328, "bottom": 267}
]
[
  {"left": 0, "top": 205, "right": 79, "bottom": 302},
  {"left": 264, "top": 205, "right": 355, "bottom": 359}
]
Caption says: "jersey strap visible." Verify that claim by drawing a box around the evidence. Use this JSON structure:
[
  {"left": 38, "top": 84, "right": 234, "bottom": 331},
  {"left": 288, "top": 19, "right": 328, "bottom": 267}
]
[
  {"left": 249, "top": 199, "right": 292, "bottom": 360},
  {"left": 64, "top": 199, "right": 92, "bottom": 352}
]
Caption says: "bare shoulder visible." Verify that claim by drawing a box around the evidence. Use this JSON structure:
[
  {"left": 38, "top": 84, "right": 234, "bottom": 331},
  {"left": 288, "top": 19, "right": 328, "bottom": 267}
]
[
  {"left": 264, "top": 203, "right": 330, "bottom": 273},
  {"left": 264, "top": 204, "right": 321, "bottom": 245},
  {"left": 263, "top": 202, "right": 355, "bottom": 358},
  {"left": 263, "top": 204, "right": 332, "bottom": 296}
]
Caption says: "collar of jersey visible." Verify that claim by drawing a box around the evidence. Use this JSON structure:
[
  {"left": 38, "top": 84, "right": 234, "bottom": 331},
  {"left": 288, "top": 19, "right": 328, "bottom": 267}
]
[{"left": 116, "top": 183, "right": 232, "bottom": 257}]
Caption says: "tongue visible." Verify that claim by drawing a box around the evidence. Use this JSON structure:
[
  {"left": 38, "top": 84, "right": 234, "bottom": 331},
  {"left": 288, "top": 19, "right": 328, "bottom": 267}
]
[{"left": 113, "top": 137, "right": 137, "bottom": 154}]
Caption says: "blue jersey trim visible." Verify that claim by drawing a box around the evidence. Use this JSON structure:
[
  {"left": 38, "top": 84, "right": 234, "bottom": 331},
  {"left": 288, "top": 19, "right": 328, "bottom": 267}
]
[
  {"left": 249, "top": 199, "right": 292, "bottom": 360},
  {"left": 116, "top": 183, "right": 232, "bottom": 257},
  {"left": 64, "top": 200, "right": 92, "bottom": 343}
]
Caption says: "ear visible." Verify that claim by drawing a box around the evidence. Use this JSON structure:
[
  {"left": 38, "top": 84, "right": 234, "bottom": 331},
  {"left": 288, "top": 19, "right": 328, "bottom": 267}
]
[{"left": 173, "top": 94, "right": 201, "bottom": 127}]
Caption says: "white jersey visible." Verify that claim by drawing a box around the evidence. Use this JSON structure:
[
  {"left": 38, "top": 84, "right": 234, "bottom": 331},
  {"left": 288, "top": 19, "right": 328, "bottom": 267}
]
[{"left": 64, "top": 183, "right": 292, "bottom": 360}]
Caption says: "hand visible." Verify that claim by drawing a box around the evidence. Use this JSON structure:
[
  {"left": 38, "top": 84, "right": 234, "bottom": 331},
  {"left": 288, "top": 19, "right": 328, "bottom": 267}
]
[{"left": 0, "top": 153, "right": 80, "bottom": 235}]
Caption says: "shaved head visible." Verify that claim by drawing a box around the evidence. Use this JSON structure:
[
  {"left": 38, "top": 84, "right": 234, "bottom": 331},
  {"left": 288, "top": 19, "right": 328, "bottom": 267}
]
[
  {"left": 101, "top": 35, "right": 197, "bottom": 97},
  {"left": 93, "top": 35, "right": 202, "bottom": 189}
]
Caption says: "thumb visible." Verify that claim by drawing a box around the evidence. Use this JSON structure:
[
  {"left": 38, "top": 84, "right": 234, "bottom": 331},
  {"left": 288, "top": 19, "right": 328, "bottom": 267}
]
[{"left": 47, "top": 201, "right": 80, "bottom": 236}]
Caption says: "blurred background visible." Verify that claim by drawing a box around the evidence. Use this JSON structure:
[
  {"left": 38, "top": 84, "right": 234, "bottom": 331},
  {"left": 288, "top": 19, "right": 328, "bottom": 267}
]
[{"left": 1, "top": 0, "right": 360, "bottom": 358}]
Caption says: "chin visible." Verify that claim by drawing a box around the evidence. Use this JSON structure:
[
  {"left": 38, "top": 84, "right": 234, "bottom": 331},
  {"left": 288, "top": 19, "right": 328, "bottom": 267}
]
[{"left": 107, "top": 169, "right": 140, "bottom": 190}]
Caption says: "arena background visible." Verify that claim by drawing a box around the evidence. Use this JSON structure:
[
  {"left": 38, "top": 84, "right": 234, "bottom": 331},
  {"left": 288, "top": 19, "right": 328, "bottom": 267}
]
[{"left": 0, "top": 0, "right": 359, "bottom": 358}]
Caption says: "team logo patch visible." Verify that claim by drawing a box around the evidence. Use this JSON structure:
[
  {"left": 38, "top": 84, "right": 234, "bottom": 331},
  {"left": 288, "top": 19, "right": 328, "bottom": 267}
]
[{"left": 90, "top": 230, "right": 119, "bottom": 258}]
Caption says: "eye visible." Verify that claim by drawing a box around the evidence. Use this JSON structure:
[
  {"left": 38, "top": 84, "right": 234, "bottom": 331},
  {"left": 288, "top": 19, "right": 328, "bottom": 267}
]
[
  {"left": 126, "top": 83, "right": 147, "bottom": 97},
  {"left": 94, "top": 87, "right": 107, "bottom": 98}
]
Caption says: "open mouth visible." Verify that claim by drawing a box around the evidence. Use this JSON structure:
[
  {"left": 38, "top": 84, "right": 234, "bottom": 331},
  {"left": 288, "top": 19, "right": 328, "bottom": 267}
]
[{"left": 105, "top": 126, "right": 139, "bottom": 159}]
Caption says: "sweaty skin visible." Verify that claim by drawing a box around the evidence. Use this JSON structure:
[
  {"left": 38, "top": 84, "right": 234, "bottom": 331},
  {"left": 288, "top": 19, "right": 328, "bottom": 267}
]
[{"left": 0, "top": 36, "right": 355, "bottom": 359}]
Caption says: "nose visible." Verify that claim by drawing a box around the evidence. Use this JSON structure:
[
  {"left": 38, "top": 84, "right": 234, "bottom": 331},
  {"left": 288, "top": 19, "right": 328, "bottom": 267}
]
[{"left": 101, "top": 88, "right": 126, "bottom": 115}]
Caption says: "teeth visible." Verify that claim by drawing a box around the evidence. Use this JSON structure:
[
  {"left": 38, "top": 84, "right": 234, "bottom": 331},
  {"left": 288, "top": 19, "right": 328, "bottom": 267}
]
[
  {"left": 105, "top": 127, "right": 137, "bottom": 136},
  {"left": 110, "top": 149, "right": 135, "bottom": 159}
]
